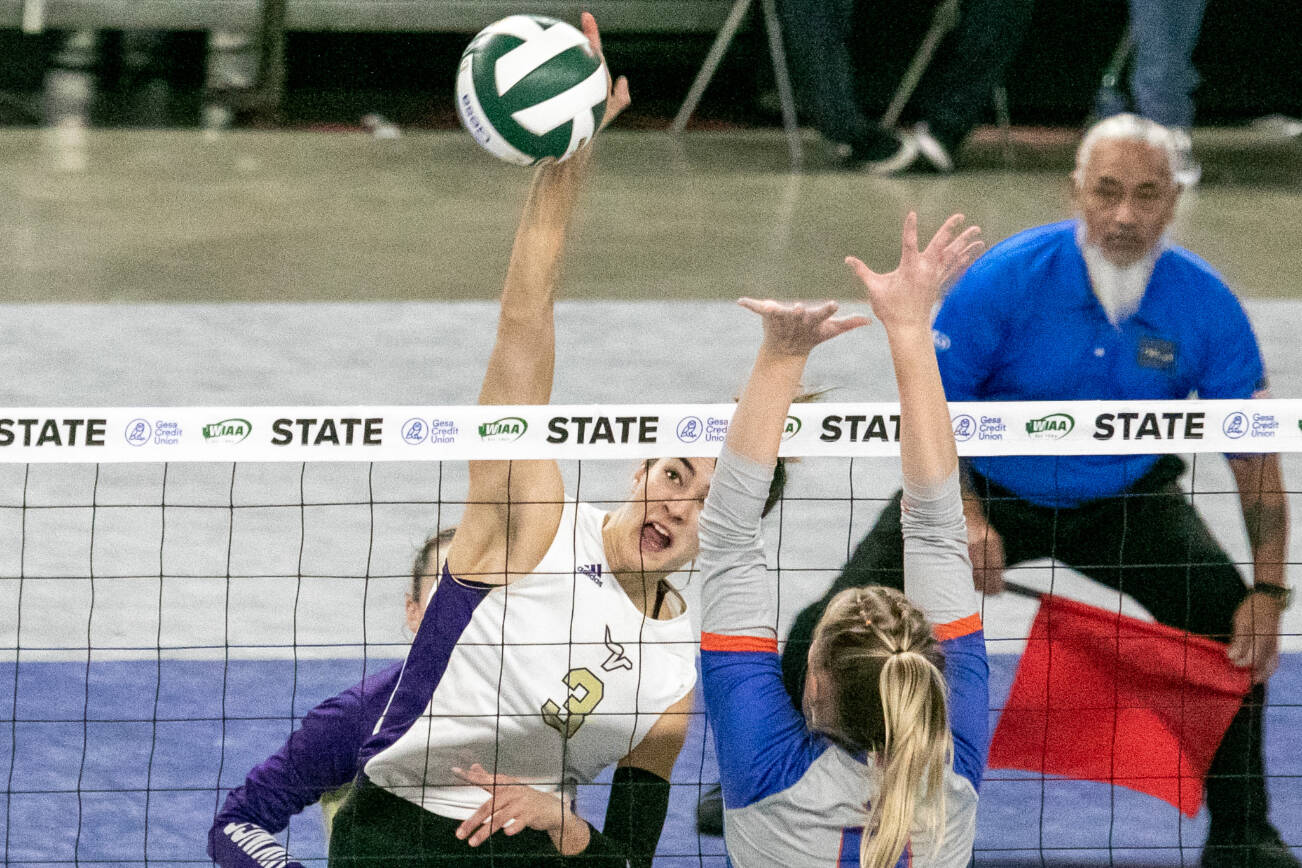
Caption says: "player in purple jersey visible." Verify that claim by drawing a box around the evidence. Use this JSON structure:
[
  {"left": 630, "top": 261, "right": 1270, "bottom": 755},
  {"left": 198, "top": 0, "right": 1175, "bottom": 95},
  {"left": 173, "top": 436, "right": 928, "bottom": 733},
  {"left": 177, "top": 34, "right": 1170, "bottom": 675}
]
[
  {"left": 207, "top": 529, "right": 454, "bottom": 868},
  {"left": 697, "top": 213, "right": 988, "bottom": 868}
]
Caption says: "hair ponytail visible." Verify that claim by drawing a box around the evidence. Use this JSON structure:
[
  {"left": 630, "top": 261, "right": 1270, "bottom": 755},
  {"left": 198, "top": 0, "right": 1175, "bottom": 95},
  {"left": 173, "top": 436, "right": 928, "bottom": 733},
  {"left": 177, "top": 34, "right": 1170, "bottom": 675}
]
[
  {"left": 859, "top": 650, "right": 952, "bottom": 868},
  {"left": 810, "top": 586, "right": 953, "bottom": 868},
  {"left": 410, "top": 526, "right": 459, "bottom": 601}
]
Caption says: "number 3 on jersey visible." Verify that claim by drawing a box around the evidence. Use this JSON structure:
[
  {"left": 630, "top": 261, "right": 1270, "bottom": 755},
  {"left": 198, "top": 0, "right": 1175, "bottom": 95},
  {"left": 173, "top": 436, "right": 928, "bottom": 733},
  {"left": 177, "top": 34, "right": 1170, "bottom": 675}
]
[{"left": 541, "top": 667, "right": 605, "bottom": 738}]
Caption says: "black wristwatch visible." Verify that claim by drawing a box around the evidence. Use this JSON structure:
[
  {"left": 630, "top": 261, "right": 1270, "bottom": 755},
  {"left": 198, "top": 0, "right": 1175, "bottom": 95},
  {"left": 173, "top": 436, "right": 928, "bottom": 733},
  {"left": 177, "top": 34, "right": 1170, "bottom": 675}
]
[{"left": 1251, "top": 583, "right": 1294, "bottom": 610}]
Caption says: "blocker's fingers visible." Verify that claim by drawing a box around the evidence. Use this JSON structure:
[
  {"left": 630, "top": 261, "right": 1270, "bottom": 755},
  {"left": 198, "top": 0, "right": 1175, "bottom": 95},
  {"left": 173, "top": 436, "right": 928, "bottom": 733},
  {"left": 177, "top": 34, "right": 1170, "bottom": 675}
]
[
  {"left": 943, "top": 225, "right": 982, "bottom": 261},
  {"left": 737, "top": 297, "right": 779, "bottom": 316},
  {"left": 1227, "top": 636, "right": 1250, "bottom": 668},
  {"left": 826, "top": 314, "right": 872, "bottom": 335},
  {"left": 923, "top": 213, "right": 967, "bottom": 258},
  {"left": 611, "top": 75, "right": 630, "bottom": 109},
  {"left": 806, "top": 299, "right": 840, "bottom": 320},
  {"left": 481, "top": 803, "right": 526, "bottom": 842},
  {"left": 954, "top": 240, "right": 986, "bottom": 271},
  {"left": 899, "top": 211, "right": 920, "bottom": 260},
  {"left": 844, "top": 256, "right": 880, "bottom": 288},
  {"left": 451, "top": 764, "right": 494, "bottom": 787}
]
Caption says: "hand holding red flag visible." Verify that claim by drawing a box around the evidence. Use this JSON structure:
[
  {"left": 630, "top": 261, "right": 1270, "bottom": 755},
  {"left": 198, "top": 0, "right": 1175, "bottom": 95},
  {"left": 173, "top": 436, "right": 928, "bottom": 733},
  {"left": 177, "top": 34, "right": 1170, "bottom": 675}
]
[{"left": 988, "top": 595, "right": 1252, "bottom": 817}]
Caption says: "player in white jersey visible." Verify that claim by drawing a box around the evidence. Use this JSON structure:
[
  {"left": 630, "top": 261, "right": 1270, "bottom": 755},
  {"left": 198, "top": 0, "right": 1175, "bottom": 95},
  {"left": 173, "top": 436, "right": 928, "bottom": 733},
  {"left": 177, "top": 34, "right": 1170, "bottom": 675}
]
[
  {"left": 698, "top": 212, "right": 989, "bottom": 868},
  {"left": 329, "top": 15, "right": 709, "bottom": 868}
]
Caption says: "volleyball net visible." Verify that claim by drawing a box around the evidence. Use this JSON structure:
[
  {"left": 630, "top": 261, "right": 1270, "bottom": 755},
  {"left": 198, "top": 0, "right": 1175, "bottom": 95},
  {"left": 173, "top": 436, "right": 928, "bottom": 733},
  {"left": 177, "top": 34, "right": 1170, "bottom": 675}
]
[{"left": 2, "top": 400, "right": 1299, "bottom": 866}]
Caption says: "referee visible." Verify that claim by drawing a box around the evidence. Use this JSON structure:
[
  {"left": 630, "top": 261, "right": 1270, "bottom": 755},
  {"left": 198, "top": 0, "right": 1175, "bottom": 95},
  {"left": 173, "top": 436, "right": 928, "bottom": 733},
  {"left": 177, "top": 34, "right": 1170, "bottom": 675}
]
[{"left": 772, "top": 115, "right": 1294, "bottom": 868}]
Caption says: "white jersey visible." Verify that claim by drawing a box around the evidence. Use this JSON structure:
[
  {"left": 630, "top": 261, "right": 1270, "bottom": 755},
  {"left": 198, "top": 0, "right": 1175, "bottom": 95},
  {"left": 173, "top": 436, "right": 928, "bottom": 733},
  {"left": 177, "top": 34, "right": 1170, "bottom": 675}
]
[{"left": 359, "top": 501, "right": 697, "bottom": 820}]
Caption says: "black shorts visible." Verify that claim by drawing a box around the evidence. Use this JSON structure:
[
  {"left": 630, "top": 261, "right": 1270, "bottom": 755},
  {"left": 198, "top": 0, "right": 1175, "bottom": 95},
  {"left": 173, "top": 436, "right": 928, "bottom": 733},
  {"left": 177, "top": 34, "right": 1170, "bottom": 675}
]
[{"left": 329, "top": 778, "right": 569, "bottom": 868}]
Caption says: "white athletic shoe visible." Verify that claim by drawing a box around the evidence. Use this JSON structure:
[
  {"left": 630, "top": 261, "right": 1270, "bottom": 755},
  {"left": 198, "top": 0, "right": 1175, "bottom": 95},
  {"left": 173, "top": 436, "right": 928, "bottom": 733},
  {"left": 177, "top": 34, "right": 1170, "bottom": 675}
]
[
  {"left": 912, "top": 122, "right": 955, "bottom": 173},
  {"left": 861, "top": 133, "right": 919, "bottom": 175}
]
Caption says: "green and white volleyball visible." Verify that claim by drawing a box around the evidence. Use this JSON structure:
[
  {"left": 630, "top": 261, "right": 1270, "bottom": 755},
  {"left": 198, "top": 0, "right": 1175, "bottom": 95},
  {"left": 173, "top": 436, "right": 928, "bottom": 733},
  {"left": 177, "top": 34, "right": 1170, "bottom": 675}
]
[{"left": 455, "top": 15, "right": 608, "bottom": 166}]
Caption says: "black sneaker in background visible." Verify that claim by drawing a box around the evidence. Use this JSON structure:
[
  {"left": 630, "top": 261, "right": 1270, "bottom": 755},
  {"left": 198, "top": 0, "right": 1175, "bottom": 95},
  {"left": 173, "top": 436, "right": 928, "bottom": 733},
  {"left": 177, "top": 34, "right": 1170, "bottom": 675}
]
[{"left": 833, "top": 126, "right": 917, "bottom": 174}]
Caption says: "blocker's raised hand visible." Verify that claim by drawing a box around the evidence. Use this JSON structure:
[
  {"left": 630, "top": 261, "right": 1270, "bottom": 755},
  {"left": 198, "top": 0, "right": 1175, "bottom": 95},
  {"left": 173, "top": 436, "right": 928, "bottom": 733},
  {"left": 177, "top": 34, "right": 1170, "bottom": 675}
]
[
  {"left": 737, "top": 297, "right": 870, "bottom": 358},
  {"left": 845, "top": 212, "right": 983, "bottom": 332}
]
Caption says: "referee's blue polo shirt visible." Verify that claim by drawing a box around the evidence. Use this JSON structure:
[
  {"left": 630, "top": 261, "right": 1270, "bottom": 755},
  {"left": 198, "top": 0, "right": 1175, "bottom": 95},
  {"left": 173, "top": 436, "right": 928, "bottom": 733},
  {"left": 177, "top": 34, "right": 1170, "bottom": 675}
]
[{"left": 933, "top": 219, "right": 1266, "bottom": 508}]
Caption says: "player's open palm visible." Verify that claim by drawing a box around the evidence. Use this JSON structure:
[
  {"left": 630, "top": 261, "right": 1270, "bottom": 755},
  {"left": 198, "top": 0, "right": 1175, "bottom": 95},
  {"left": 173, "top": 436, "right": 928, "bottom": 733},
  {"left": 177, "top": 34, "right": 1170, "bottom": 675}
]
[
  {"left": 845, "top": 212, "right": 983, "bottom": 331},
  {"left": 737, "top": 297, "right": 870, "bottom": 358}
]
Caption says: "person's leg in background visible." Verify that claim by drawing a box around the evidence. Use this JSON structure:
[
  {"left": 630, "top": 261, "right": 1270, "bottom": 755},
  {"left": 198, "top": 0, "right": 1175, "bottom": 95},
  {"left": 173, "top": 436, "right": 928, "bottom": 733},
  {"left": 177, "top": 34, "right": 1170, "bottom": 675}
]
[
  {"left": 203, "top": 30, "right": 260, "bottom": 130},
  {"left": 906, "top": 0, "right": 1034, "bottom": 171},
  {"left": 119, "top": 31, "right": 172, "bottom": 127},
  {"left": 774, "top": 0, "right": 912, "bottom": 168},
  {"left": 1125, "top": 0, "right": 1209, "bottom": 184},
  {"left": 44, "top": 29, "right": 99, "bottom": 128}
]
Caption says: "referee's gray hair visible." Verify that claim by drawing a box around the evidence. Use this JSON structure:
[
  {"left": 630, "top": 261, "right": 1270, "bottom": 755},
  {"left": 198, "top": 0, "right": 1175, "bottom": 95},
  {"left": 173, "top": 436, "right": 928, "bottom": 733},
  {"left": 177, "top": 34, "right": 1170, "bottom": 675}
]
[{"left": 1073, "top": 113, "right": 1180, "bottom": 186}]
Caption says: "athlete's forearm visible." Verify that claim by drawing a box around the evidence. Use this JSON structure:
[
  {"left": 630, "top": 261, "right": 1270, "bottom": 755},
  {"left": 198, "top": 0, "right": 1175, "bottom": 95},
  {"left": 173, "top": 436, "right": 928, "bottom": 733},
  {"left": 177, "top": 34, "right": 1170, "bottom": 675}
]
[
  {"left": 698, "top": 446, "right": 778, "bottom": 638},
  {"left": 725, "top": 346, "right": 807, "bottom": 466},
  {"left": 886, "top": 323, "right": 958, "bottom": 494},
  {"left": 599, "top": 766, "right": 671, "bottom": 868},
  {"left": 1230, "top": 453, "right": 1289, "bottom": 588},
  {"left": 479, "top": 153, "right": 592, "bottom": 408}
]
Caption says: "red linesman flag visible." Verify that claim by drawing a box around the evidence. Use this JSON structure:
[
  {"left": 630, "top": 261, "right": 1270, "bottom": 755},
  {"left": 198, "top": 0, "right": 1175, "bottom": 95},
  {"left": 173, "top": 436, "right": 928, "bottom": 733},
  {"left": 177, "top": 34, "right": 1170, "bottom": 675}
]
[{"left": 988, "top": 595, "right": 1252, "bottom": 817}]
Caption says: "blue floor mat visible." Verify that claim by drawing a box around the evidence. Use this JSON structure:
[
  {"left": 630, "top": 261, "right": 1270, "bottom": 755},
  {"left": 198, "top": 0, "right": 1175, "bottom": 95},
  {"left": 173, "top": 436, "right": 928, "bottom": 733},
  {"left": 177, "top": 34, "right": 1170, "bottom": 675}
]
[{"left": 1, "top": 654, "right": 1297, "bottom": 866}]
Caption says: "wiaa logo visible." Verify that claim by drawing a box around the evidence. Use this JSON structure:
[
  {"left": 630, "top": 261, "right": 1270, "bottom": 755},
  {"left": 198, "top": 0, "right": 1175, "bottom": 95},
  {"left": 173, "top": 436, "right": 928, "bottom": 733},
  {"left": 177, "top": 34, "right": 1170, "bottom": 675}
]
[
  {"left": 201, "top": 418, "right": 251, "bottom": 444},
  {"left": 478, "top": 417, "right": 527, "bottom": 442},
  {"left": 781, "top": 416, "right": 801, "bottom": 441},
  {"left": 1025, "top": 413, "right": 1074, "bottom": 440}
]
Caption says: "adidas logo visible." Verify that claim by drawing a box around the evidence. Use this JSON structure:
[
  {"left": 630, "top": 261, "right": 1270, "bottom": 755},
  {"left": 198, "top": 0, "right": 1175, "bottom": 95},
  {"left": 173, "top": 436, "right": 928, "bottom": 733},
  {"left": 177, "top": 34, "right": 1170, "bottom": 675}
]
[{"left": 578, "top": 564, "right": 602, "bottom": 587}]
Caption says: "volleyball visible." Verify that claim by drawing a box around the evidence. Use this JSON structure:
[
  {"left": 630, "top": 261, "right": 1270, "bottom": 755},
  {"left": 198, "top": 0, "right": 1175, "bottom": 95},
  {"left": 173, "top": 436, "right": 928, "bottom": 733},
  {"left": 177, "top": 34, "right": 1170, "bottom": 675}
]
[{"left": 455, "top": 15, "right": 609, "bottom": 166}]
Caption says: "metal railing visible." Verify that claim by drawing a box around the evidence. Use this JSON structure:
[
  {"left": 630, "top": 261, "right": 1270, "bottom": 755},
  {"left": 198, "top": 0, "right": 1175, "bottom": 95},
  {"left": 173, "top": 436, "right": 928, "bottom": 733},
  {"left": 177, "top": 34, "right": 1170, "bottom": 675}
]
[{"left": 1, "top": 0, "right": 733, "bottom": 33}]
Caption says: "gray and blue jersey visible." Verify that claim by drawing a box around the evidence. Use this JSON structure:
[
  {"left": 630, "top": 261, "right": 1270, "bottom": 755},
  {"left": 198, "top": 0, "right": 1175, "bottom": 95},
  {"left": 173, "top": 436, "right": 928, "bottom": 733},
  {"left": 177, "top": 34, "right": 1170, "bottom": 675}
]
[{"left": 698, "top": 447, "right": 988, "bottom": 868}]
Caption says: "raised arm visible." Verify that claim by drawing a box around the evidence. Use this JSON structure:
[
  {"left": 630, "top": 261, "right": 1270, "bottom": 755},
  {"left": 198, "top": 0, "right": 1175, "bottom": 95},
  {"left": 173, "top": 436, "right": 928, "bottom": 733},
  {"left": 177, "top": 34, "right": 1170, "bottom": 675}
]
[
  {"left": 848, "top": 214, "right": 989, "bottom": 790},
  {"left": 452, "top": 13, "right": 631, "bottom": 582},
  {"left": 845, "top": 212, "right": 982, "bottom": 492},
  {"left": 697, "top": 300, "right": 868, "bottom": 811}
]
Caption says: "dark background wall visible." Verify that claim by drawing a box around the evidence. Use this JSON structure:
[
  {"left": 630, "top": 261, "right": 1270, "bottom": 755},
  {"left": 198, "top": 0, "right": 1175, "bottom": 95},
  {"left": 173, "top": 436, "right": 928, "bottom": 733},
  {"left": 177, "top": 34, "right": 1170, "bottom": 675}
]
[{"left": 0, "top": 0, "right": 1297, "bottom": 128}]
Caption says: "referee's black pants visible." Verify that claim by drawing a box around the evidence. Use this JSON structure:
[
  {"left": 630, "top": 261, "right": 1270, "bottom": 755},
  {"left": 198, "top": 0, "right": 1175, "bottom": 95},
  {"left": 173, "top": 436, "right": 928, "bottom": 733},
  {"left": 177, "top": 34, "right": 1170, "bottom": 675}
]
[{"left": 781, "top": 455, "right": 1271, "bottom": 839}]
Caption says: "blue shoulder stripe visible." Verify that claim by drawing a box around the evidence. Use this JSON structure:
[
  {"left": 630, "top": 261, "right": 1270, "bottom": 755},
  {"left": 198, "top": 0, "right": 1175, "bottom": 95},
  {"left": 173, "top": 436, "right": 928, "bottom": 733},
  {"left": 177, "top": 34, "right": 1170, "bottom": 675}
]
[
  {"left": 941, "top": 630, "right": 989, "bottom": 790},
  {"left": 701, "top": 648, "right": 828, "bottom": 810}
]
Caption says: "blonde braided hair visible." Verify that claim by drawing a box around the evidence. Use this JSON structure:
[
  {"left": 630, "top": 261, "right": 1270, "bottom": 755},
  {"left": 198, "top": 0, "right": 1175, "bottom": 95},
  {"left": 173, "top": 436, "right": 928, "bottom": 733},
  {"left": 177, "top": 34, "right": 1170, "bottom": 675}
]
[{"left": 811, "top": 586, "right": 953, "bottom": 868}]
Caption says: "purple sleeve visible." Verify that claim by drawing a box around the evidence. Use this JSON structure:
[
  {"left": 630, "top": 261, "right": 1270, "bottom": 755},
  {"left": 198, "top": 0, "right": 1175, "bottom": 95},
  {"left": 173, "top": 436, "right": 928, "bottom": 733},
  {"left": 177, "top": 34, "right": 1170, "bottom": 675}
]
[{"left": 207, "top": 662, "right": 403, "bottom": 868}]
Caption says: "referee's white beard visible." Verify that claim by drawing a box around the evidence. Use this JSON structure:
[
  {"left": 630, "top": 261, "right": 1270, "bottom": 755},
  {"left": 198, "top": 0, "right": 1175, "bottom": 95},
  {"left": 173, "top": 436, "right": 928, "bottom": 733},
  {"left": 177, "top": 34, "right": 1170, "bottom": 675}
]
[{"left": 1078, "top": 226, "right": 1163, "bottom": 326}]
